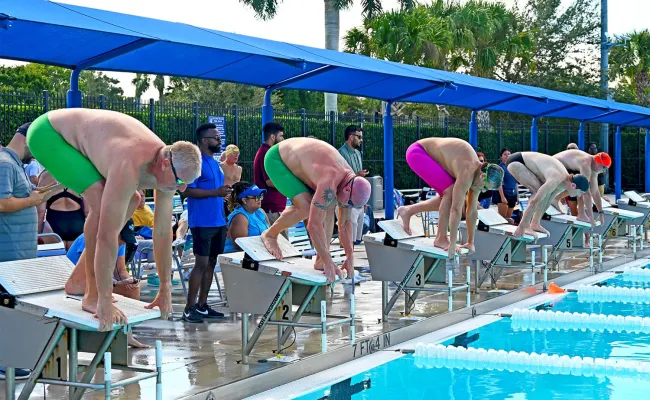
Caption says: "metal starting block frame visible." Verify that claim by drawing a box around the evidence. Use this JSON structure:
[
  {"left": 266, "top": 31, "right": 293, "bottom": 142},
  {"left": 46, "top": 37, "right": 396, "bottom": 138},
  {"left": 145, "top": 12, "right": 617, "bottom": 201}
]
[
  {"left": 363, "top": 218, "right": 470, "bottom": 321},
  {"left": 217, "top": 235, "right": 355, "bottom": 365},
  {"left": 535, "top": 205, "right": 602, "bottom": 270},
  {"left": 616, "top": 191, "right": 650, "bottom": 249},
  {"left": 0, "top": 256, "right": 162, "bottom": 400},
  {"left": 593, "top": 198, "right": 644, "bottom": 258},
  {"left": 459, "top": 210, "right": 549, "bottom": 292}
]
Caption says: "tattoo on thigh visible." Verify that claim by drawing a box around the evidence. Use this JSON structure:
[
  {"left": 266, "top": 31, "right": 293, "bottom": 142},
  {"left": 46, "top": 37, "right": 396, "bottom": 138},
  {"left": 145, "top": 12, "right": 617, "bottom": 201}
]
[{"left": 312, "top": 187, "right": 336, "bottom": 210}]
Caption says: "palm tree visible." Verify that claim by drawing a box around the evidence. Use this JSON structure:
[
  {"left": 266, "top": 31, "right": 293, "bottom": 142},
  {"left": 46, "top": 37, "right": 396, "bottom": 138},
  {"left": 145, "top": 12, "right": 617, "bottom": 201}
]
[
  {"left": 153, "top": 75, "right": 166, "bottom": 100},
  {"left": 132, "top": 73, "right": 150, "bottom": 102},
  {"left": 610, "top": 30, "right": 650, "bottom": 107},
  {"left": 239, "top": 0, "right": 416, "bottom": 115}
]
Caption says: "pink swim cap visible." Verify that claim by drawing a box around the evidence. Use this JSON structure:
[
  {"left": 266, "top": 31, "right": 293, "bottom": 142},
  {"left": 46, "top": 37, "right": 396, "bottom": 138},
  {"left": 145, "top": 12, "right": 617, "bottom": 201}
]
[{"left": 348, "top": 177, "right": 371, "bottom": 208}]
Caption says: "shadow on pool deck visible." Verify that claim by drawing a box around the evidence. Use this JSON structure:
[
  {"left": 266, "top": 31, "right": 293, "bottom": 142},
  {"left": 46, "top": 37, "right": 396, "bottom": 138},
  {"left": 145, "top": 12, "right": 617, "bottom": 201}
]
[{"left": 1, "top": 236, "right": 644, "bottom": 399}]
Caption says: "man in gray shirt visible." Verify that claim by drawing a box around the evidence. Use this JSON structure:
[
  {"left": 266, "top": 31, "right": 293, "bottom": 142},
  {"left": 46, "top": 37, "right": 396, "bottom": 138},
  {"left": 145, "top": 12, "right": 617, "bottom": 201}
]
[
  {"left": 0, "top": 122, "right": 59, "bottom": 262},
  {"left": 338, "top": 125, "right": 369, "bottom": 245}
]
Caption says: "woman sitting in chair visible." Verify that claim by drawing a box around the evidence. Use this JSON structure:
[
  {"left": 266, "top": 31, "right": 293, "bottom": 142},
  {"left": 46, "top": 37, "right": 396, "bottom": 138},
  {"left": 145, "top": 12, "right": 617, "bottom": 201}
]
[{"left": 223, "top": 182, "right": 270, "bottom": 253}]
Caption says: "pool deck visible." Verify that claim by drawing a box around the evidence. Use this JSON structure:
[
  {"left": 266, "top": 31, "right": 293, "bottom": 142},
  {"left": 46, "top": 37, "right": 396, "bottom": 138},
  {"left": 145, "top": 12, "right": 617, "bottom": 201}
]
[{"left": 2, "top": 231, "right": 648, "bottom": 399}]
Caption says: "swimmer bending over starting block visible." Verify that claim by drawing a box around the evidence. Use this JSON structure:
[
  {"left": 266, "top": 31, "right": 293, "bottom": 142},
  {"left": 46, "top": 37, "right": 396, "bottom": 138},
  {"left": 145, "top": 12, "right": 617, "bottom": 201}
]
[
  {"left": 396, "top": 138, "right": 504, "bottom": 258},
  {"left": 26, "top": 108, "right": 202, "bottom": 331},
  {"left": 261, "top": 137, "right": 371, "bottom": 283},
  {"left": 553, "top": 149, "right": 611, "bottom": 225},
  {"left": 505, "top": 151, "right": 589, "bottom": 239}
]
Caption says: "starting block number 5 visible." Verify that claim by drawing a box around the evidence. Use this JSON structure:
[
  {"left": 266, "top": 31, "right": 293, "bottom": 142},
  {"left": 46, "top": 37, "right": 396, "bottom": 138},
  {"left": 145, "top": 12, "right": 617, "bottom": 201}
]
[{"left": 562, "top": 237, "right": 573, "bottom": 249}]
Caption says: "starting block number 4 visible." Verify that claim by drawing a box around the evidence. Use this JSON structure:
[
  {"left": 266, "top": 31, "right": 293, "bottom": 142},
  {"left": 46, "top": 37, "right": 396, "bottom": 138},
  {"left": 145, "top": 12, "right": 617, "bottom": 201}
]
[
  {"left": 43, "top": 330, "right": 68, "bottom": 381},
  {"left": 497, "top": 246, "right": 512, "bottom": 266}
]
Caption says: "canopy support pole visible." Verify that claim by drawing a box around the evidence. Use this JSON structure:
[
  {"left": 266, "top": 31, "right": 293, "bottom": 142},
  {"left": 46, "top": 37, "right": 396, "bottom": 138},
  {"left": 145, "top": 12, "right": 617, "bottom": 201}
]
[
  {"left": 530, "top": 117, "right": 539, "bottom": 152},
  {"left": 67, "top": 68, "right": 82, "bottom": 108},
  {"left": 578, "top": 122, "right": 585, "bottom": 150},
  {"left": 384, "top": 101, "right": 394, "bottom": 220},
  {"left": 469, "top": 111, "right": 478, "bottom": 148},
  {"left": 262, "top": 88, "right": 274, "bottom": 142},
  {"left": 615, "top": 125, "right": 622, "bottom": 200},
  {"left": 646, "top": 129, "right": 650, "bottom": 193}
]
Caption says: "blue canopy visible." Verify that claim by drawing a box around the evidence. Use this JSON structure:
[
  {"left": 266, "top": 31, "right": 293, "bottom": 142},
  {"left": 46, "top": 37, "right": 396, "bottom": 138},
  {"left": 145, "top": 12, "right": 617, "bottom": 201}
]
[{"left": 1, "top": 0, "right": 650, "bottom": 128}]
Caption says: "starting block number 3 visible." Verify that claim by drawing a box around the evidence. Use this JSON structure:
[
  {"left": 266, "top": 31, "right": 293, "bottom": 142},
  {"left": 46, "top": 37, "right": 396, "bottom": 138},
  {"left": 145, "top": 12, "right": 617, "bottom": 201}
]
[{"left": 406, "top": 263, "right": 425, "bottom": 288}]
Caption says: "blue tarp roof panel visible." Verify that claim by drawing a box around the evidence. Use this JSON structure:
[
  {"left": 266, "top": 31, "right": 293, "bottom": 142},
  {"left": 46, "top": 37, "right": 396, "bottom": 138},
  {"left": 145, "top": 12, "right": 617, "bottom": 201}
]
[{"left": 2, "top": 0, "right": 650, "bottom": 128}]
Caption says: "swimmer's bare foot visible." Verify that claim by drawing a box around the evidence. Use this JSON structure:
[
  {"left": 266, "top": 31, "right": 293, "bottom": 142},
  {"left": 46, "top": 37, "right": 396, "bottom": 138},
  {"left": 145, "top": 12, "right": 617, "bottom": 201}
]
[
  {"left": 95, "top": 299, "right": 127, "bottom": 332},
  {"left": 513, "top": 225, "right": 528, "bottom": 238},
  {"left": 433, "top": 235, "right": 450, "bottom": 250},
  {"left": 261, "top": 230, "right": 282, "bottom": 260},
  {"left": 314, "top": 255, "right": 325, "bottom": 271},
  {"left": 82, "top": 293, "right": 99, "bottom": 314},
  {"left": 524, "top": 227, "right": 539, "bottom": 239},
  {"left": 577, "top": 213, "right": 590, "bottom": 224},
  {"left": 127, "top": 334, "right": 150, "bottom": 348},
  {"left": 396, "top": 206, "right": 412, "bottom": 235},
  {"left": 530, "top": 223, "right": 550, "bottom": 236}
]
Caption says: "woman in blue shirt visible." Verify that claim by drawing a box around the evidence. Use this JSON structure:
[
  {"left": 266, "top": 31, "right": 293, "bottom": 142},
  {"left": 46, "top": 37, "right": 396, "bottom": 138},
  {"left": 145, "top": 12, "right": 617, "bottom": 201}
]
[
  {"left": 224, "top": 182, "right": 271, "bottom": 252},
  {"left": 495, "top": 148, "right": 519, "bottom": 222}
]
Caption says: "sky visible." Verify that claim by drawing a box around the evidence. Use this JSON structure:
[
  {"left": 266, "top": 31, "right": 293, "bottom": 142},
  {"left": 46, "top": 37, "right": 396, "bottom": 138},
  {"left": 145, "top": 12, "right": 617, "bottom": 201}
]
[{"left": 3, "top": 0, "right": 649, "bottom": 99}]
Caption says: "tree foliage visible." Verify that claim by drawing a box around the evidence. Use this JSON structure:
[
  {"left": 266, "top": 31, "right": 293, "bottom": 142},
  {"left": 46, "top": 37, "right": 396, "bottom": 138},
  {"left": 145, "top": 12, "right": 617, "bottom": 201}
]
[
  {"left": 0, "top": 64, "right": 123, "bottom": 96},
  {"left": 610, "top": 30, "right": 650, "bottom": 107}
]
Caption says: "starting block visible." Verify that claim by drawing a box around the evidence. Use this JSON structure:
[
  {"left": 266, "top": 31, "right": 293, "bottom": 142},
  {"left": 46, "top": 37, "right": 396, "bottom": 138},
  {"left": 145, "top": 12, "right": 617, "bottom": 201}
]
[
  {"left": 593, "top": 198, "right": 644, "bottom": 258},
  {"left": 616, "top": 191, "right": 650, "bottom": 249},
  {"left": 363, "top": 218, "right": 470, "bottom": 321},
  {"left": 0, "top": 256, "right": 162, "bottom": 400},
  {"left": 459, "top": 209, "right": 549, "bottom": 291},
  {"left": 536, "top": 205, "right": 602, "bottom": 269},
  {"left": 217, "top": 235, "right": 354, "bottom": 365}
]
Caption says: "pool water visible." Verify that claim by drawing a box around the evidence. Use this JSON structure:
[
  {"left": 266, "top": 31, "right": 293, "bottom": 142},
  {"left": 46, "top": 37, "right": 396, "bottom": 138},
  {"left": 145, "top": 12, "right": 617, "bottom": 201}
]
[{"left": 296, "top": 274, "right": 650, "bottom": 399}]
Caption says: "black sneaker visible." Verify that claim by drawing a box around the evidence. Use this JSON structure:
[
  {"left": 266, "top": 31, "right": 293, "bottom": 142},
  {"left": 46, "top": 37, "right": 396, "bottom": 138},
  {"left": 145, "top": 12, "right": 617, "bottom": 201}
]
[
  {"left": 182, "top": 305, "right": 204, "bottom": 323},
  {"left": 0, "top": 367, "right": 31, "bottom": 380},
  {"left": 196, "top": 303, "right": 225, "bottom": 319}
]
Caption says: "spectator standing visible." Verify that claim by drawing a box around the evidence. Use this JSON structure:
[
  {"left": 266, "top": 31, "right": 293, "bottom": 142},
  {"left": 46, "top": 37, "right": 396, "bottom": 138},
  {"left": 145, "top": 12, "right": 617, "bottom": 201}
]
[
  {"left": 221, "top": 144, "right": 242, "bottom": 186},
  {"left": 476, "top": 152, "right": 493, "bottom": 209},
  {"left": 253, "top": 122, "right": 287, "bottom": 238},
  {"left": 495, "top": 148, "right": 519, "bottom": 223},
  {"left": 181, "top": 123, "right": 233, "bottom": 323},
  {"left": 588, "top": 142, "right": 606, "bottom": 196},
  {"left": 338, "top": 125, "right": 368, "bottom": 245}
]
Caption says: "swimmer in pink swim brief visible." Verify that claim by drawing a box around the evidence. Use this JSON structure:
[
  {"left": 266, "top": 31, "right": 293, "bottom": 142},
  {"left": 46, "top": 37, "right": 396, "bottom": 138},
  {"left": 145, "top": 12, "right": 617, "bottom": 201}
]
[{"left": 398, "top": 138, "right": 504, "bottom": 258}]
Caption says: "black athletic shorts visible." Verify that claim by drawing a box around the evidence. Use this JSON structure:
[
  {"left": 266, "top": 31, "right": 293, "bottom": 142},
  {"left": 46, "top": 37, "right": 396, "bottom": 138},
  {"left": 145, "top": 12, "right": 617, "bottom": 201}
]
[
  {"left": 567, "top": 196, "right": 578, "bottom": 202},
  {"left": 191, "top": 226, "right": 226, "bottom": 258},
  {"left": 497, "top": 193, "right": 518, "bottom": 208}
]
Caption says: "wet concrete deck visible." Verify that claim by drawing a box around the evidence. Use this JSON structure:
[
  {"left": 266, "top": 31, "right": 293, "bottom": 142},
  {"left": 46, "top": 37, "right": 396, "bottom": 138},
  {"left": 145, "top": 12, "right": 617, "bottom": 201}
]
[{"left": 2, "top": 232, "right": 645, "bottom": 399}]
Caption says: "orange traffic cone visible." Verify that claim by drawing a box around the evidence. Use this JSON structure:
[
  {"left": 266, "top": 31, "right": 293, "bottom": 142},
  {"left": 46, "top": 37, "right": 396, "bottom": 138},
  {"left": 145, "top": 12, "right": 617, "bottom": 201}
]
[{"left": 548, "top": 282, "right": 566, "bottom": 294}]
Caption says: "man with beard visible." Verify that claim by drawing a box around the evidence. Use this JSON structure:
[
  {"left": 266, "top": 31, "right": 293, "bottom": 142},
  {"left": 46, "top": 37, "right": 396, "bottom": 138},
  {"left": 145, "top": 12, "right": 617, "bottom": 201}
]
[
  {"left": 588, "top": 142, "right": 607, "bottom": 196},
  {"left": 0, "top": 122, "right": 61, "bottom": 262},
  {"left": 253, "top": 122, "right": 288, "bottom": 238},
  {"left": 180, "top": 123, "right": 233, "bottom": 323},
  {"left": 339, "top": 125, "right": 369, "bottom": 245}
]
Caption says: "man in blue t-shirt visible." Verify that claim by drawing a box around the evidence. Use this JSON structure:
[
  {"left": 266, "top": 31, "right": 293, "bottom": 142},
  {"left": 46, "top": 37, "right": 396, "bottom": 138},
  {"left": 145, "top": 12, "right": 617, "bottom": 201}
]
[{"left": 181, "top": 123, "right": 233, "bottom": 322}]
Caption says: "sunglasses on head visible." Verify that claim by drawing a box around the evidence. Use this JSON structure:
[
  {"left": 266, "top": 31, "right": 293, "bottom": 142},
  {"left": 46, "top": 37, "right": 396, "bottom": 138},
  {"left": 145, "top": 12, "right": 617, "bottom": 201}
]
[{"left": 169, "top": 151, "right": 185, "bottom": 185}]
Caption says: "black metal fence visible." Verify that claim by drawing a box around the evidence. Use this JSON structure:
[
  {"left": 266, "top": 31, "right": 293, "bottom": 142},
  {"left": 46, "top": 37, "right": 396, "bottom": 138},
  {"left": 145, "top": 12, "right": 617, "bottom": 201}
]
[{"left": 0, "top": 91, "right": 646, "bottom": 191}]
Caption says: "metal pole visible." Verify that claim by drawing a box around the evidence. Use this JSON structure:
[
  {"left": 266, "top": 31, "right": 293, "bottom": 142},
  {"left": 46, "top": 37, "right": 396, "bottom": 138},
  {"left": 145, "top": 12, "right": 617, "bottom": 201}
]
[
  {"left": 416, "top": 116, "right": 422, "bottom": 188},
  {"left": 262, "top": 89, "right": 274, "bottom": 142},
  {"left": 242, "top": 313, "right": 250, "bottom": 365},
  {"left": 544, "top": 121, "right": 549, "bottom": 154},
  {"left": 469, "top": 111, "right": 478, "bottom": 148},
  {"left": 645, "top": 129, "right": 650, "bottom": 192},
  {"left": 615, "top": 126, "right": 622, "bottom": 200},
  {"left": 192, "top": 101, "right": 198, "bottom": 138},
  {"left": 5, "top": 367, "right": 15, "bottom": 400},
  {"left": 148, "top": 99, "right": 155, "bottom": 131},
  {"left": 155, "top": 340, "right": 163, "bottom": 400},
  {"left": 497, "top": 120, "right": 502, "bottom": 159},
  {"left": 329, "top": 111, "right": 336, "bottom": 145},
  {"left": 43, "top": 90, "right": 49, "bottom": 113},
  {"left": 69, "top": 328, "right": 78, "bottom": 400},
  {"left": 530, "top": 117, "right": 538, "bottom": 152},
  {"left": 301, "top": 108, "right": 307, "bottom": 137},
  {"left": 384, "top": 101, "right": 395, "bottom": 219},
  {"left": 601, "top": 0, "right": 611, "bottom": 187},
  {"left": 578, "top": 122, "right": 585, "bottom": 150},
  {"left": 104, "top": 352, "right": 112, "bottom": 399},
  {"left": 67, "top": 68, "right": 83, "bottom": 108},
  {"left": 233, "top": 105, "right": 240, "bottom": 146}
]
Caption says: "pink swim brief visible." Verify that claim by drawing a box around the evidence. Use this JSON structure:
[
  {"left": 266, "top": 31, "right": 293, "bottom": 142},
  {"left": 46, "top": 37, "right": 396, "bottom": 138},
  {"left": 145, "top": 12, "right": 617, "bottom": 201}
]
[{"left": 406, "top": 142, "right": 455, "bottom": 196}]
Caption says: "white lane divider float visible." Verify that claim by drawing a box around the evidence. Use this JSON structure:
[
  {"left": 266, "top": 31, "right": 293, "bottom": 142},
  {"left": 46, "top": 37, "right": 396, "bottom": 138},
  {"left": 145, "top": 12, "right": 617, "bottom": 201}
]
[
  {"left": 622, "top": 267, "right": 650, "bottom": 277},
  {"left": 510, "top": 308, "right": 650, "bottom": 333},
  {"left": 413, "top": 343, "right": 650, "bottom": 378},
  {"left": 577, "top": 284, "right": 650, "bottom": 304}
]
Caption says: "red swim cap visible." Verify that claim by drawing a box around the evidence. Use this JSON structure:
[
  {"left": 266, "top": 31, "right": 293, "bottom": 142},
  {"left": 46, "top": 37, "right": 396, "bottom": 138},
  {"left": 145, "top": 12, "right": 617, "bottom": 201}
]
[{"left": 594, "top": 152, "right": 612, "bottom": 168}]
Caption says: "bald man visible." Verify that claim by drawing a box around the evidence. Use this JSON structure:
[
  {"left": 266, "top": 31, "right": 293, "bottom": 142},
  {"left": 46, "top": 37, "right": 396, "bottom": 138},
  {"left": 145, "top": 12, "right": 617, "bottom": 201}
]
[
  {"left": 506, "top": 152, "right": 590, "bottom": 238},
  {"left": 553, "top": 150, "right": 611, "bottom": 224},
  {"left": 26, "top": 109, "right": 202, "bottom": 331},
  {"left": 261, "top": 137, "right": 371, "bottom": 283},
  {"left": 396, "top": 138, "right": 504, "bottom": 258}
]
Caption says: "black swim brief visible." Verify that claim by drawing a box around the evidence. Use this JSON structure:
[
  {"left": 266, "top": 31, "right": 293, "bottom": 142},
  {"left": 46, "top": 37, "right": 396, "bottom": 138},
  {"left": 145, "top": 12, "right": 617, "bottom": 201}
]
[{"left": 506, "top": 152, "right": 525, "bottom": 167}]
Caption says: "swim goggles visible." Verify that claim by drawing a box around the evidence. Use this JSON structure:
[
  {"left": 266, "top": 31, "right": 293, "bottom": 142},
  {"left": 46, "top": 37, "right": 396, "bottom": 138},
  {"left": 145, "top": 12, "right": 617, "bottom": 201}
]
[{"left": 169, "top": 151, "right": 185, "bottom": 185}]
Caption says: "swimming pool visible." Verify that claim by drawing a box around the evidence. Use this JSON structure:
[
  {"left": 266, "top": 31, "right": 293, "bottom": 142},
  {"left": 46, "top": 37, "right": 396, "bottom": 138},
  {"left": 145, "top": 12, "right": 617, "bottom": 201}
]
[{"left": 254, "top": 262, "right": 650, "bottom": 399}]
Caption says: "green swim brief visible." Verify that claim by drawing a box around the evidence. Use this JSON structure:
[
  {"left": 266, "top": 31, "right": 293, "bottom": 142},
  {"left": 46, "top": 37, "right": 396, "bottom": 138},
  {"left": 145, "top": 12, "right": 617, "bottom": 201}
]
[
  {"left": 264, "top": 144, "right": 310, "bottom": 200},
  {"left": 27, "top": 112, "right": 104, "bottom": 195}
]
